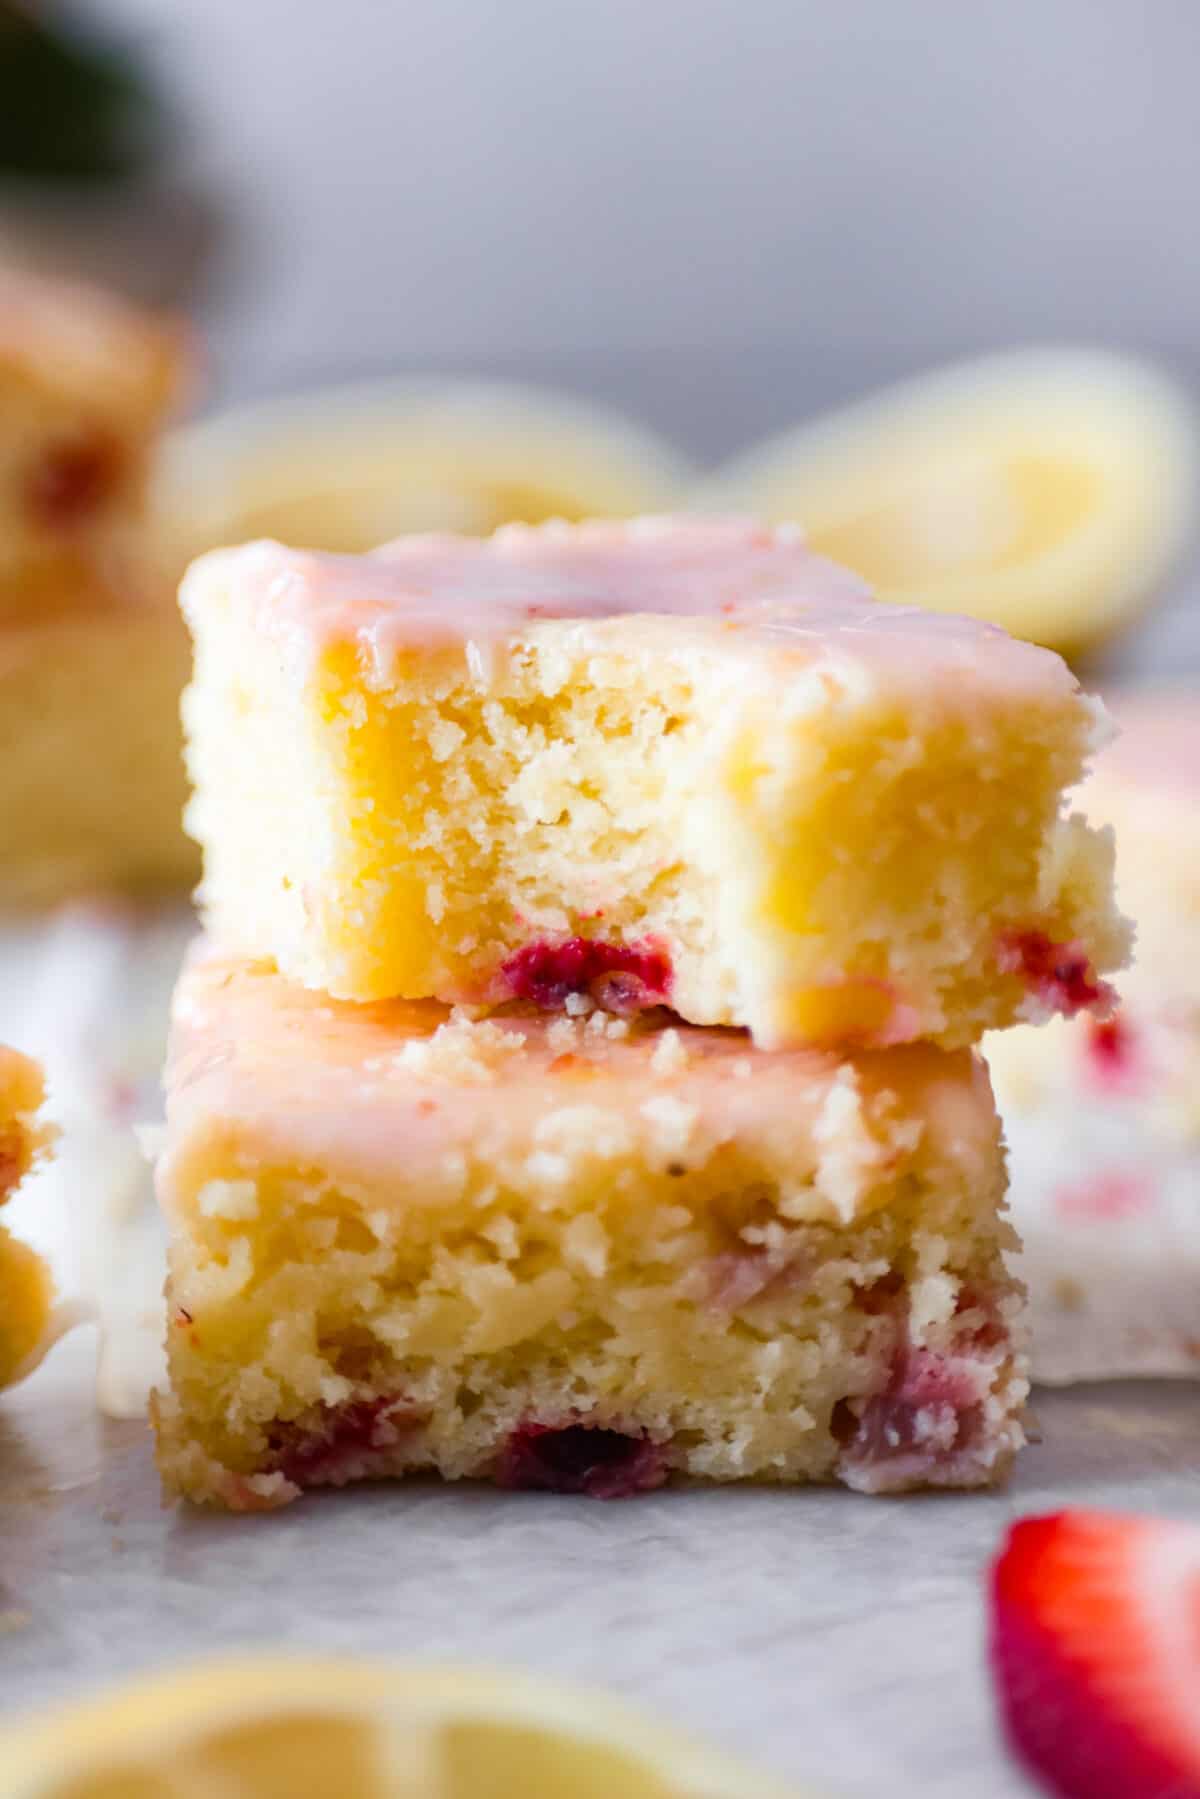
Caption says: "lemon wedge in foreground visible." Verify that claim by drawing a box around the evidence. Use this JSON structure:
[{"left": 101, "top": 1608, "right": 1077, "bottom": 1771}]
[
  {"left": 695, "top": 348, "right": 1198, "bottom": 652},
  {"left": 156, "top": 378, "right": 693, "bottom": 569},
  {"left": 0, "top": 1658, "right": 803, "bottom": 1798}
]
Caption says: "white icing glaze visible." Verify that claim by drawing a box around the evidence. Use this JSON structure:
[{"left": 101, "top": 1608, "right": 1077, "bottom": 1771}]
[
  {"left": 180, "top": 516, "right": 1082, "bottom": 704},
  {"left": 158, "top": 945, "right": 999, "bottom": 1225}
]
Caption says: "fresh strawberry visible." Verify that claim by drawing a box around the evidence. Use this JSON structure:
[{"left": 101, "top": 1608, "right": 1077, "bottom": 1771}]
[{"left": 990, "top": 1510, "right": 1200, "bottom": 1799}]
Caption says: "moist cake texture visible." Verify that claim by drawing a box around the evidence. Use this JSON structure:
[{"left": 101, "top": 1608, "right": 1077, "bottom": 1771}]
[
  {"left": 152, "top": 946, "right": 1027, "bottom": 1509},
  {"left": 0, "top": 1045, "right": 55, "bottom": 1387},
  {"left": 990, "top": 690, "right": 1200, "bottom": 1381},
  {"left": 181, "top": 516, "right": 1126, "bottom": 1049}
]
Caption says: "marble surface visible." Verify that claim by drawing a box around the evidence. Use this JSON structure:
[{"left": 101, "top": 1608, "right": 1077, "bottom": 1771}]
[{"left": 2, "top": 1332, "right": 1198, "bottom": 1796}]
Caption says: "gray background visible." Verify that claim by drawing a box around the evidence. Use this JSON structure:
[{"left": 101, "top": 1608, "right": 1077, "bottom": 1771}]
[
  {"left": 93, "top": 0, "right": 1200, "bottom": 436},
  {"left": 83, "top": 0, "right": 1200, "bottom": 677}
]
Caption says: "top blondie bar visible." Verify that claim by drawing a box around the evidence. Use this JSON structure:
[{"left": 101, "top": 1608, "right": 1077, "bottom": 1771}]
[{"left": 181, "top": 516, "right": 1126, "bottom": 1050}]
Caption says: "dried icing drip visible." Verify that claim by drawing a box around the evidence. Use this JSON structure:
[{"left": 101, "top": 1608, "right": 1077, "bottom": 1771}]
[
  {"left": 496, "top": 1420, "right": 667, "bottom": 1497},
  {"left": 498, "top": 936, "right": 672, "bottom": 1013},
  {"left": 998, "top": 930, "right": 1115, "bottom": 1020}
]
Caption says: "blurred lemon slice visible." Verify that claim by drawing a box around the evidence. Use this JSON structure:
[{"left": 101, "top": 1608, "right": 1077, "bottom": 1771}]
[
  {"left": 156, "top": 378, "right": 694, "bottom": 568},
  {"left": 0, "top": 1658, "right": 805, "bottom": 1798},
  {"left": 695, "top": 348, "right": 1199, "bottom": 651}
]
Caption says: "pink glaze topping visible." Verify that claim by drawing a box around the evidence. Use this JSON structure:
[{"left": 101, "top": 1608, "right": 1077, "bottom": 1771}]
[
  {"left": 182, "top": 516, "right": 1084, "bottom": 704},
  {"left": 158, "top": 943, "right": 1001, "bottom": 1226}
]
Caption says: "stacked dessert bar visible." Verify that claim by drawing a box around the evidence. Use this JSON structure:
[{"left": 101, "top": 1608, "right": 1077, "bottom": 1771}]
[
  {"left": 0, "top": 267, "right": 194, "bottom": 904},
  {"left": 990, "top": 688, "right": 1200, "bottom": 1381},
  {"left": 153, "top": 517, "right": 1126, "bottom": 1508}
]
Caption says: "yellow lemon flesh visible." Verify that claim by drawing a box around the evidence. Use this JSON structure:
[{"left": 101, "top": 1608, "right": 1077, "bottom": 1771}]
[
  {"left": 156, "top": 379, "right": 693, "bottom": 570},
  {"left": 695, "top": 348, "right": 1198, "bottom": 653},
  {"left": 0, "top": 1658, "right": 803, "bottom": 1798}
]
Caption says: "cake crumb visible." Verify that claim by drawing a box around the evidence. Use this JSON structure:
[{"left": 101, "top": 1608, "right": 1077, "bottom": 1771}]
[
  {"left": 546, "top": 1017, "right": 578, "bottom": 1053},
  {"left": 197, "top": 1179, "right": 259, "bottom": 1222},
  {"left": 428, "top": 718, "right": 466, "bottom": 762},
  {"left": 399, "top": 1015, "right": 526, "bottom": 1083},
  {"left": 524, "top": 1148, "right": 571, "bottom": 1186},
  {"left": 650, "top": 1028, "right": 689, "bottom": 1075},
  {"left": 640, "top": 1093, "right": 700, "bottom": 1158},
  {"left": 587, "top": 1009, "right": 629, "bottom": 1041},
  {"left": 562, "top": 1212, "right": 610, "bottom": 1277}
]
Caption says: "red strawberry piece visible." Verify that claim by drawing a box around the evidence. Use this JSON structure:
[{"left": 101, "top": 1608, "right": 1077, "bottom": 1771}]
[
  {"left": 497, "top": 1420, "right": 666, "bottom": 1497},
  {"left": 990, "top": 1510, "right": 1200, "bottom": 1798},
  {"left": 499, "top": 936, "right": 672, "bottom": 1012},
  {"left": 997, "top": 931, "right": 1115, "bottom": 1019}
]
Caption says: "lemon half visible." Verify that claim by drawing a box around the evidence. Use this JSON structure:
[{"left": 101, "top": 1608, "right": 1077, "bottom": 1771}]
[
  {"left": 156, "top": 378, "right": 694, "bottom": 569},
  {"left": 0, "top": 1658, "right": 803, "bottom": 1798},
  {"left": 695, "top": 348, "right": 1199, "bottom": 652}
]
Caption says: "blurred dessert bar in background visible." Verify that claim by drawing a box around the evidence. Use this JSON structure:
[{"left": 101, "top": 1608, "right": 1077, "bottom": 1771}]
[
  {"left": 0, "top": 597, "right": 196, "bottom": 906},
  {"left": 991, "top": 689, "right": 1200, "bottom": 1382},
  {"left": 180, "top": 516, "right": 1127, "bottom": 1047},
  {"left": 0, "top": 1043, "right": 56, "bottom": 1388},
  {"left": 0, "top": 266, "right": 186, "bottom": 614},
  {"left": 152, "top": 946, "right": 1026, "bottom": 1509},
  {"left": 0, "top": 265, "right": 196, "bottom": 906}
]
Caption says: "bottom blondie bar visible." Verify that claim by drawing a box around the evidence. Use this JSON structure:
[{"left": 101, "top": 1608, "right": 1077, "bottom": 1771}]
[{"left": 153, "top": 948, "right": 1027, "bottom": 1508}]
